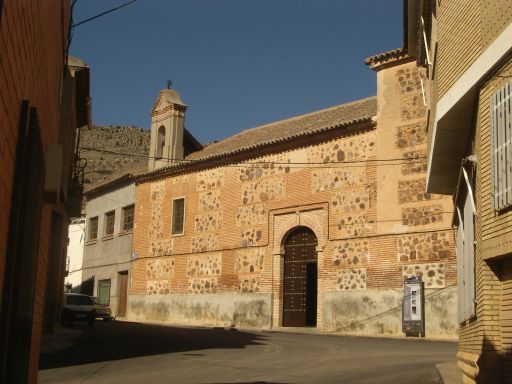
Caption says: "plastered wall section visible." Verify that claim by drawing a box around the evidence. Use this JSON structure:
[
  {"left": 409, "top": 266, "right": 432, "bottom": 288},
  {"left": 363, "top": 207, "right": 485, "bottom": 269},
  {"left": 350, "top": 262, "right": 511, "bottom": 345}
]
[
  {"left": 65, "top": 220, "right": 85, "bottom": 289},
  {"left": 82, "top": 183, "right": 135, "bottom": 316}
]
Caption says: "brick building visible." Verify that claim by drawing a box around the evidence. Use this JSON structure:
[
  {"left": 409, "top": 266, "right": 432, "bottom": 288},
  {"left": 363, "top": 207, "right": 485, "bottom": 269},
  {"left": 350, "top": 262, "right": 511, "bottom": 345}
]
[
  {"left": 0, "top": 2, "right": 89, "bottom": 383},
  {"left": 126, "top": 53, "right": 458, "bottom": 339},
  {"left": 405, "top": 0, "right": 512, "bottom": 382}
]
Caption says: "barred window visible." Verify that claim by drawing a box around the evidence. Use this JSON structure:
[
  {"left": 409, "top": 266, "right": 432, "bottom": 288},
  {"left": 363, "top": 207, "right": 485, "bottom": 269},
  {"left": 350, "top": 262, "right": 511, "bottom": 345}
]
[
  {"left": 491, "top": 79, "right": 512, "bottom": 211},
  {"left": 122, "top": 205, "right": 135, "bottom": 231},
  {"left": 172, "top": 198, "right": 185, "bottom": 235}
]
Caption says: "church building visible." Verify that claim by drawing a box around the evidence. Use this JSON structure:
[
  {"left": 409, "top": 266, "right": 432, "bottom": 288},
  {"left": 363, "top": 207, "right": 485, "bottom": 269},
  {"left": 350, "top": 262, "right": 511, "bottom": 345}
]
[{"left": 128, "top": 50, "right": 458, "bottom": 338}]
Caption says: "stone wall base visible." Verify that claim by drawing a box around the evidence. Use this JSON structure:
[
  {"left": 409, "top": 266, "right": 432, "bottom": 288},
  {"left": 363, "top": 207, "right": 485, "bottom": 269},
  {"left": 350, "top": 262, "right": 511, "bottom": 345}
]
[
  {"left": 127, "top": 292, "right": 272, "bottom": 328},
  {"left": 127, "top": 287, "right": 458, "bottom": 340},
  {"left": 322, "top": 287, "right": 458, "bottom": 339}
]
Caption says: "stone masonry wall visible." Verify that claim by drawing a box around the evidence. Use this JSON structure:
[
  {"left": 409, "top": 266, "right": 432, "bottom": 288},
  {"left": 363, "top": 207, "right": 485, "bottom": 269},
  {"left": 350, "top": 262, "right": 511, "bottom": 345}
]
[
  {"left": 396, "top": 67, "right": 426, "bottom": 121},
  {"left": 401, "top": 149, "right": 428, "bottom": 175},
  {"left": 397, "top": 232, "right": 452, "bottom": 262},
  {"left": 129, "top": 60, "right": 457, "bottom": 339}
]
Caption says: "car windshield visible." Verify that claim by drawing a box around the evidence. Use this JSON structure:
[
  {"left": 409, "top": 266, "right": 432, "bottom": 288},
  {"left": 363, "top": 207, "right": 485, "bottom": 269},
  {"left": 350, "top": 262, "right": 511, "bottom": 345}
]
[{"left": 66, "top": 295, "right": 93, "bottom": 305}]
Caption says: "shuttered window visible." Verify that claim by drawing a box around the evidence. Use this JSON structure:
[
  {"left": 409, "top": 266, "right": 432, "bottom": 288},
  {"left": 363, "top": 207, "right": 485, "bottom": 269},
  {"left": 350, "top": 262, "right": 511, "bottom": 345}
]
[
  {"left": 104, "top": 210, "right": 115, "bottom": 236},
  {"left": 456, "top": 189, "right": 476, "bottom": 323},
  {"left": 88, "top": 217, "right": 98, "bottom": 241},
  {"left": 491, "top": 79, "right": 512, "bottom": 211},
  {"left": 122, "top": 205, "right": 135, "bottom": 231}
]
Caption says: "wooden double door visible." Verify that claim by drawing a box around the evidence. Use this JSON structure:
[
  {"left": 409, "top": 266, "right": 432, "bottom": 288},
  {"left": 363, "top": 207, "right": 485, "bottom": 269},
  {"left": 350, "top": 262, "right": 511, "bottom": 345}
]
[{"left": 282, "top": 227, "right": 318, "bottom": 327}]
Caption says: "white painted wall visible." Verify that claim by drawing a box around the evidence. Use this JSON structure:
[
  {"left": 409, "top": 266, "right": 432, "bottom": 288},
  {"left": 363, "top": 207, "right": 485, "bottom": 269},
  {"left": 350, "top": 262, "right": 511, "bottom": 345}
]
[
  {"left": 64, "top": 217, "right": 85, "bottom": 291},
  {"left": 82, "top": 182, "right": 135, "bottom": 316}
]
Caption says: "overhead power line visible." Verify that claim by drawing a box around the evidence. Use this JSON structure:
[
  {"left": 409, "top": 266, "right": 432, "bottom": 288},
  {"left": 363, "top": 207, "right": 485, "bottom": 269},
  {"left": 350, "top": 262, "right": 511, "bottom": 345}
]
[
  {"left": 72, "top": 0, "right": 140, "bottom": 28},
  {"left": 70, "top": 226, "right": 455, "bottom": 272},
  {"left": 80, "top": 146, "right": 428, "bottom": 168}
]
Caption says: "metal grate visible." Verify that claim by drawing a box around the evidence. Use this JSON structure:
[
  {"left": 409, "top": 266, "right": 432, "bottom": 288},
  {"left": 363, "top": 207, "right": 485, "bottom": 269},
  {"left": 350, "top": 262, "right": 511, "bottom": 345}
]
[{"left": 491, "top": 79, "right": 512, "bottom": 211}]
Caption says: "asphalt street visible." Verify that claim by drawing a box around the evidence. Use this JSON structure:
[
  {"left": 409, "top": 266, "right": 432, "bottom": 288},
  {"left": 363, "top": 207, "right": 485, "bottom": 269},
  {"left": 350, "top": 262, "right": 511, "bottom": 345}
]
[{"left": 38, "top": 321, "right": 457, "bottom": 384}]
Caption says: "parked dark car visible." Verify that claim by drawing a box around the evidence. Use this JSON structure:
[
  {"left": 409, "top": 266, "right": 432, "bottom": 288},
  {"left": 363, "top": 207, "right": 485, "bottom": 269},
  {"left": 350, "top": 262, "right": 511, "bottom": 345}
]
[
  {"left": 93, "top": 298, "right": 114, "bottom": 321},
  {"left": 61, "top": 293, "right": 95, "bottom": 326}
]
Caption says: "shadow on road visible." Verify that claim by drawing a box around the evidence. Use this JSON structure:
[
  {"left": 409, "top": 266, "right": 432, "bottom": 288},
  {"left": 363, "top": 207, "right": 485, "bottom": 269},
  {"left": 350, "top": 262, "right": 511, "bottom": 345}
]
[{"left": 39, "top": 321, "right": 267, "bottom": 370}]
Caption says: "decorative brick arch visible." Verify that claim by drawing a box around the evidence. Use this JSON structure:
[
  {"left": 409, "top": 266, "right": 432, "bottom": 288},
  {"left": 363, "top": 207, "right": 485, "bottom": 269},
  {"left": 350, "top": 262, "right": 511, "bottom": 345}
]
[
  {"left": 270, "top": 206, "right": 327, "bottom": 328},
  {"left": 272, "top": 208, "right": 326, "bottom": 255}
]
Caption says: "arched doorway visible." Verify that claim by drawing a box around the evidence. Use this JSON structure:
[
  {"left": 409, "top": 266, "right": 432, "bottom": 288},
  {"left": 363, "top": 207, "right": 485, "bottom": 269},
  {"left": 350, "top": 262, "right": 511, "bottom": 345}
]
[{"left": 282, "top": 226, "right": 318, "bottom": 327}]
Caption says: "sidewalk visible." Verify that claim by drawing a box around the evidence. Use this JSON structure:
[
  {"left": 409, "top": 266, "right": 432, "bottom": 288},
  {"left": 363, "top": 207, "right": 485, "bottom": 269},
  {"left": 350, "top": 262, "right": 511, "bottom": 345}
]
[
  {"left": 435, "top": 361, "right": 462, "bottom": 384},
  {"left": 40, "top": 327, "right": 83, "bottom": 354}
]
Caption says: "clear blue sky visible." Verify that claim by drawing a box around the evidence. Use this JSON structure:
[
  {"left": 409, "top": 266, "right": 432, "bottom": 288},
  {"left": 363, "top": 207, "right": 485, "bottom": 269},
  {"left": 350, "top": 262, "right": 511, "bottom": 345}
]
[{"left": 70, "top": 0, "right": 403, "bottom": 144}]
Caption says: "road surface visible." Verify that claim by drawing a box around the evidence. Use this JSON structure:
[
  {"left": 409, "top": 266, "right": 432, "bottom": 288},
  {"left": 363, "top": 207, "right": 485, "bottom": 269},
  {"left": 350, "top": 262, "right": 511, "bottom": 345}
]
[{"left": 39, "top": 321, "right": 456, "bottom": 384}]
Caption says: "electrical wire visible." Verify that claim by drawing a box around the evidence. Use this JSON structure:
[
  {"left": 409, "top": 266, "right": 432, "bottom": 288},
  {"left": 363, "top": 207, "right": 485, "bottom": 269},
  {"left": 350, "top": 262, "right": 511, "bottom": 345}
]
[
  {"left": 80, "top": 146, "right": 428, "bottom": 168},
  {"left": 71, "top": 224, "right": 455, "bottom": 272},
  {"left": 72, "top": 0, "right": 140, "bottom": 28}
]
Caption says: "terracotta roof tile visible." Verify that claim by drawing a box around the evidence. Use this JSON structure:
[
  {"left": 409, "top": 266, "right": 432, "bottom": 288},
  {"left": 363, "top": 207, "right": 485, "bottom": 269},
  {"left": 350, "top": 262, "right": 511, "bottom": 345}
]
[
  {"left": 364, "top": 48, "right": 409, "bottom": 69},
  {"left": 136, "top": 96, "right": 377, "bottom": 183},
  {"left": 186, "top": 96, "right": 377, "bottom": 161}
]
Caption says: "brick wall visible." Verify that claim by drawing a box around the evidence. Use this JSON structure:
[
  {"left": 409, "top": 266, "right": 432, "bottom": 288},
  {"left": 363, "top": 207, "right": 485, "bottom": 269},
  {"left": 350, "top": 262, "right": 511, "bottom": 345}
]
[
  {"left": 130, "top": 58, "right": 458, "bottom": 337},
  {"left": 455, "top": 56, "right": 512, "bottom": 382},
  {"left": 0, "top": 1, "right": 70, "bottom": 383},
  {"left": 436, "top": 0, "right": 512, "bottom": 99}
]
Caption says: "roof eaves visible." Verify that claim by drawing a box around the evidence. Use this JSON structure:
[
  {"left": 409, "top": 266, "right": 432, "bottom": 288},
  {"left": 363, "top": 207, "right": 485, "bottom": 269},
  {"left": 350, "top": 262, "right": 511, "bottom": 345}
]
[
  {"left": 85, "top": 172, "right": 138, "bottom": 198},
  {"left": 364, "top": 48, "right": 410, "bottom": 70},
  {"left": 136, "top": 115, "right": 375, "bottom": 184}
]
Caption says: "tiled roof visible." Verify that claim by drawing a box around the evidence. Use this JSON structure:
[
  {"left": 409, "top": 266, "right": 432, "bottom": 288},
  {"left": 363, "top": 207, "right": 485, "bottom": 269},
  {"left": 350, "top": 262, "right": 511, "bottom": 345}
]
[
  {"left": 137, "top": 96, "right": 377, "bottom": 183},
  {"left": 187, "top": 96, "right": 377, "bottom": 161},
  {"left": 364, "top": 48, "right": 409, "bottom": 69}
]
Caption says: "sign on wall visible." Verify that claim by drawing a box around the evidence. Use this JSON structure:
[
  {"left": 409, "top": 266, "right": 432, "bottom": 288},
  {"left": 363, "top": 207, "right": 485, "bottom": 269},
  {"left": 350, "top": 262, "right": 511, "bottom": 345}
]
[{"left": 402, "top": 276, "right": 425, "bottom": 335}]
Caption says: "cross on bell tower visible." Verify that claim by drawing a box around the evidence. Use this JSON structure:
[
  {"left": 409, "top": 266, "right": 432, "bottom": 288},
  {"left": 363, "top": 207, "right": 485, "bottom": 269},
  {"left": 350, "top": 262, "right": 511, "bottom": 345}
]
[{"left": 148, "top": 85, "right": 187, "bottom": 171}]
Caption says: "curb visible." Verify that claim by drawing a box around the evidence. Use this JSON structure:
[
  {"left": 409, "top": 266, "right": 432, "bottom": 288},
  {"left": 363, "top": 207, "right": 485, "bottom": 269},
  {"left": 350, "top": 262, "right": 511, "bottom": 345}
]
[{"left": 435, "top": 361, "right": 461, "bottom": 384}]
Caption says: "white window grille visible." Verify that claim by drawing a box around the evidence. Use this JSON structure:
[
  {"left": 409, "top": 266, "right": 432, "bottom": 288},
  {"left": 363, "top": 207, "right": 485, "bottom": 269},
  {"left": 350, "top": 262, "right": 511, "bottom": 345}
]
[{"left": 491, "top": 79, "right": 512, "bottom": 211}]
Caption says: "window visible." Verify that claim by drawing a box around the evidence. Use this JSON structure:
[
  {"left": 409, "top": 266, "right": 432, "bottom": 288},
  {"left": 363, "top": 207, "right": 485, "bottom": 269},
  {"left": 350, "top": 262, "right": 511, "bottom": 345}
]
[
  {"left": 157, "top": 125, "right": 165, "bottom": 159},
  {"left": 97, "top": 279, "right": 111, "bottom": 306},
  {"left": 455, "top": 187, "right": 476, "bottom": 323},
  {"left": 122, "top": 205, "right": 135, "bottom": 231},
  {"left": 172, "top": 198, "right": 185, "bottom": 235},
  {"left": 491, "top": 79, "right": 512, "bottom": 211},
  {"left": 88, "top": 217, "right": 98, "bottom": 240},
  {"left": 104, "top": 211, "right": 115, "bottom": 237}
]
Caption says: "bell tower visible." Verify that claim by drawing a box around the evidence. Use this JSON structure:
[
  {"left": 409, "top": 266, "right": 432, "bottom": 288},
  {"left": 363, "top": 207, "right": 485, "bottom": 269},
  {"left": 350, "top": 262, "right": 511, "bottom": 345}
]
[{"left": 148, "top": 87, "right": 187, "bottom": 171}]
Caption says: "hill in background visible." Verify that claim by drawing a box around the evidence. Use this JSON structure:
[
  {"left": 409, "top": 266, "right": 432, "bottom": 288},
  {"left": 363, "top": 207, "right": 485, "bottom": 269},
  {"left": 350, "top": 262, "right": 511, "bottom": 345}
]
[{"left": 79, "top": 125, "right": 150, "bottom": 191}]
